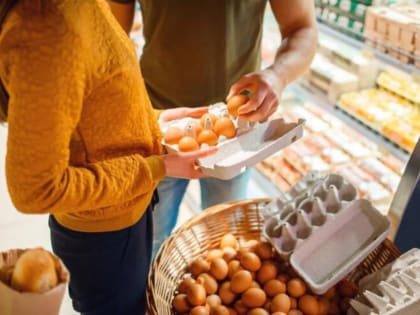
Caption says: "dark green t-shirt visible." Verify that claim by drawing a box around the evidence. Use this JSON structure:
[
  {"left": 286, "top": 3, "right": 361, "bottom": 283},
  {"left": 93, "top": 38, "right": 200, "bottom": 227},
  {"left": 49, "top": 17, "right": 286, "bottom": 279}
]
[{"left": 116, "top": 0, "right": 268, "bottom": 109}]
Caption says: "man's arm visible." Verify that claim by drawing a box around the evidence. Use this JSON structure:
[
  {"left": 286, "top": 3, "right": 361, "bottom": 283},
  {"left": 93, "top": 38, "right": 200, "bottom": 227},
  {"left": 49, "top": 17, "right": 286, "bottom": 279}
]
[
  {"left": 107, "top": 1, "right": 136, "bottom": 34},
  {"left": 269, "top": 0, "right": 318, "bottom": 88},
  {"left": 228, "top": 0, "right": 318, "bottom": 122}
]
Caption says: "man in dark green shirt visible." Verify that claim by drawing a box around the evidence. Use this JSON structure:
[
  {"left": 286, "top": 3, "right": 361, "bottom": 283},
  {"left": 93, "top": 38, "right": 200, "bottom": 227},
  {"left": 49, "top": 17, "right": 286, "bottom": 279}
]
[{"left": 108, "top": 0, "right": 318, "bottom": 255}]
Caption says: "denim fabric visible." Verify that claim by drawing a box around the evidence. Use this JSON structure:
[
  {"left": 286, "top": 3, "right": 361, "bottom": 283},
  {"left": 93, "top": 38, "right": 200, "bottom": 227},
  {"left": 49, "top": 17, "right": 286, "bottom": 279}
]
[
  {"left": 152, "top": 169, "right": 250, "bottom": 256},
  {"left": 49, "top": 206, "right": 153, "bottom": 315}
]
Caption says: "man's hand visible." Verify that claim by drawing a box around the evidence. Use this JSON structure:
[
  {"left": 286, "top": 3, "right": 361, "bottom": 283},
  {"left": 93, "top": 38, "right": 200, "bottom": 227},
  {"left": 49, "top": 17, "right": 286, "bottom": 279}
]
[
  {"left": 159, "top": 107, "right": 208, "bottom": 123},
  {"left": 226, "top": 68, "right": 285, "bottom": 122}
]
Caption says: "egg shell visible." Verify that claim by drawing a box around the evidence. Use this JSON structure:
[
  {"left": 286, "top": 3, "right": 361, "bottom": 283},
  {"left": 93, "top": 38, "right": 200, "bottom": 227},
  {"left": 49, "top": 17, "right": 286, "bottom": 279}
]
[
  {"left": 287, "top": 278, "right": 307, "bottom": 298},
  {"left": 241, "top": 288, "right": 266, "bottom": 308},
  {"left": 263, "top": 279, "right": 286, "bottom": 297},
  {"left": 220, "top": 233, "right": 239, "bottom": 250},
  {"left": 231, "top": 270, "right": 253, "bottom": 293},
  {"left": 240, "top": 252, "right": 261, "bottom": 272},
  {"left": 210, "top": 258, "right": 229, "bottom": 281},
  {"left": 271, "top": 293, "right": 291, "bottom": 313},
  {"left": 298, "top": 295, "right": 319, "bottom": 315}
]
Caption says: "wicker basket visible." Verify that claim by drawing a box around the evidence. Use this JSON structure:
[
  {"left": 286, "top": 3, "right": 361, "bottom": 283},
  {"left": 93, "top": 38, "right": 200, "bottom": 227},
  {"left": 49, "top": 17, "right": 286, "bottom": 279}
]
[{"left": 146, "top": 199, "right": 400, "bottom": 315}]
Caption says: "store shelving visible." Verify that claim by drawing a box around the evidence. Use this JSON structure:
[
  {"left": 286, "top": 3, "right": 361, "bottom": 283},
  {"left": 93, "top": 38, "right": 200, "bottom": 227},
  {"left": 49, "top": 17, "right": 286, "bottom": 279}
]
[
  {"left": 317, "top": 21, "right": 420, "bottom": 74},
  {"left": 290, "top": 81, "right": 411, "bottom": 162}
]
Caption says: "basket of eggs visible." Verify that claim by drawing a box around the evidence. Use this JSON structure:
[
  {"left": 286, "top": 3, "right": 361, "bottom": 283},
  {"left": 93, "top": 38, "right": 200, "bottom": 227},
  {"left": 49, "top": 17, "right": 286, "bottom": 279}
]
[
  {"left": 146, "top": 199, "right": 400, "bottom": 315},
  {"left": 0, "top": 248, "right": 69, "bottom": 315},
  {"left": 161, "top": 96, "right": 305, "bottom": 180}
]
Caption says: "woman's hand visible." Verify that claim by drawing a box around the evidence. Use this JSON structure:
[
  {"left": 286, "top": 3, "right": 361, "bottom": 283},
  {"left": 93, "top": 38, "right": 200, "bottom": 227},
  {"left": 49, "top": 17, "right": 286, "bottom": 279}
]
[
  {"left": 226, "top": 68, "right": 286, "bottom": 122},
  {"left": 162, "top": 147, "right": 217, "bottom": 179},
  {"left": 159, "top": 107, "right": 209, "bottom": 123}
]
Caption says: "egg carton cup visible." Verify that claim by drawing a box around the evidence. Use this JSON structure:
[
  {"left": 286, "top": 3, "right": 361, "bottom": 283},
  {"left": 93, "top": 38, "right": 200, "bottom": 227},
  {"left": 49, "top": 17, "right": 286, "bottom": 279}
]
[
  {"left": 262, "top": 173, "right": 357, "bottom": 222},
  {"left": 262, "top": 171, "right": 328, "bottom": 219},
  {"left": 348, "top": 249, "right": 420, "bottom": 315}
]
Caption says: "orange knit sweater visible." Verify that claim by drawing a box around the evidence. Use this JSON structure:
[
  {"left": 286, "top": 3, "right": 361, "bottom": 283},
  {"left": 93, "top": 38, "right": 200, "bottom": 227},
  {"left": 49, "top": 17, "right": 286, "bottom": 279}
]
[{"left": 0, "top": 0, "right": 165, "bottom": 232}]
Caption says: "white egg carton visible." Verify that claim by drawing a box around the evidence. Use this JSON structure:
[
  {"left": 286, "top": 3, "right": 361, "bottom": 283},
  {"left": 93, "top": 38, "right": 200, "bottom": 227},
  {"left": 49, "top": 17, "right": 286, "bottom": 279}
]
[
  {"left": 348, "top": 248, "right": 420, "bottom": 315},
  {"left": 262, "top": 173, "right": 391, "bottom": 294},
  {"left": 161, "top": 103, "right": 304, "bottom": 180}
]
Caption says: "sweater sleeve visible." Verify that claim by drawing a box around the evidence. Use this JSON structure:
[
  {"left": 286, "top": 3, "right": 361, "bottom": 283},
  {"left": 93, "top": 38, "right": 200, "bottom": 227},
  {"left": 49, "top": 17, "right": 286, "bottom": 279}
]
[{"left": 1, "top": 20, "right": 166, "bottom": 215}]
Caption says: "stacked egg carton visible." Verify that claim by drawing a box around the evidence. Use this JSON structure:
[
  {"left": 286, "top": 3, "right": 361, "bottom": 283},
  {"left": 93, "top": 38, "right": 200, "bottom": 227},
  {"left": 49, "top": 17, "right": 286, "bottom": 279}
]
[
  {"left": 262, "top": 173, "right": 358, "bottom": 260},
  {"left": 349, "top": 249, "right": 420, "bottom": 315}
]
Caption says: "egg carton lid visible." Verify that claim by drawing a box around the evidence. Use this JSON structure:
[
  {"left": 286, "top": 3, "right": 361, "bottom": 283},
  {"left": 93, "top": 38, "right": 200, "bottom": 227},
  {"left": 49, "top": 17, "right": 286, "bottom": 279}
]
[
  {"left": 198, "top": 118, "right": 304, "bottom": 180},
  {"left": 289, "top": 199, "right": 391, "bottom": 295}
]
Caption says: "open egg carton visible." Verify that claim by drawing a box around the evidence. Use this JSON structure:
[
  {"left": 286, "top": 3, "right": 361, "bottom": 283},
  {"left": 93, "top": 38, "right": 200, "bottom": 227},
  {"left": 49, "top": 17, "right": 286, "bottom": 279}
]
[
  {"left": 262, "top": 173, "right": 391, "bottom": 294},
  {"left": 161, "top": 102, "right": 305, "bottom": 180},
  {"left": 348, "top": 248, "right": 420, "bottom": 315}
]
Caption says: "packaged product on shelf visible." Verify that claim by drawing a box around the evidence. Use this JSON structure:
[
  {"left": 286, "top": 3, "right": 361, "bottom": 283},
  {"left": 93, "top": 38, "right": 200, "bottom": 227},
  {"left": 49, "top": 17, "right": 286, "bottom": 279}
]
[
  {"left": 288, "top": 104, "right": 330, "bottom": 132},
  {"left": 318, "top": 33, "right": 378, "bottom": 88},
  {"left": 275, "top": 157, "right": 303, "bottom": 185},
  {"left": 358, "top": 157, "right": 401, "bottom": 192},
  {"left": 322, "top": 147, "right": 352, "bottom": 165},
  {"left": 306, "top": 53, "right": 359, "bottom": 99},
  {"left": 376, "top": 71, "right": 420, "bottom": 104}
]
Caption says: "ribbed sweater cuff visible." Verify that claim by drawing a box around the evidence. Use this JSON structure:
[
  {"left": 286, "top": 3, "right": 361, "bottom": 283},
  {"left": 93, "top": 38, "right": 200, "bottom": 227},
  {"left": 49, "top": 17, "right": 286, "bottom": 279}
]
[{"left": 146, "top": 155, "right": 166, "bottom": 182}]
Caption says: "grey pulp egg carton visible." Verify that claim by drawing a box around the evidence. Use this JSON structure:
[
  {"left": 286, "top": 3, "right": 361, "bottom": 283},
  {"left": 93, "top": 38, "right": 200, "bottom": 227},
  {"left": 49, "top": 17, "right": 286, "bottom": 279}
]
[
  {"left": 160, "top": 103, "right": 305, "bottom": 180},
  {"left": 348, "top": 248, "right": 420, "bottom": 315},
  {"left": 262, "top": 173, "right": 391, "bottom": 294}
]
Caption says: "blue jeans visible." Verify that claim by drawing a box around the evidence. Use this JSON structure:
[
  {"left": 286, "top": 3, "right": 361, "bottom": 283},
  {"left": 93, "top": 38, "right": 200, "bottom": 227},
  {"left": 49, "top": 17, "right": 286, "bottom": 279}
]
[
  {"left": 49, "top": 206, "right": 153, "bottom": 315},
  {"left": 152, "top": 169, "right": 250, "bottom": 256}
]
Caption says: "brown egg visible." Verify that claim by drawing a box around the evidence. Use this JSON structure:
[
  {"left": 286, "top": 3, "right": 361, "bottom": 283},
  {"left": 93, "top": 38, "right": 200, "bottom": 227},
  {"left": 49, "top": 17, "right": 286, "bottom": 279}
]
[
  {"left": 255, "top": 242, "right": 273, "bottom": 260},
  {"left": 164, "top": 126, "right": 183, "bottom": 145},
  {"left": 214, "top": 117, "right": 236, "bottom": 139},
  {"left": 337, "top": 280, "right": 358, "bottom": 298},
  {"left": 241, "top": 288, "right": 267, "bottom": 308},
  {"left": 191, "top": 305, "right": 210, "bottom": 315},
  {"left": 207, "top": 249, "right": 224, "bottom": 262},
  {"left": 272, "top": 312, "right": 288, "bottom": 315},
  {"left": 227, "top": 94, "right": 249, "bottom": 116},
  {"left": 197, "top": 273, "right": 218, "bottom": 295},
  {"left": 179, "top": 136, "right": 199, "bottom": 152},
  {"left": 322, "top": 286, "right": 336, "bottom": 300},
  {"left": 206, "top": 294, "right": 222, "bottom": 308},
  {"left": 271, "top": 293, "right": 291, "bottom": 313},
  {"left": 222, "top": 247, "right": 237, "bottom": 263},
  {"left": 211, "top": 304, "right": 230, "bottom": 315},
  {"left": 178, "top": 277, "right": 196, "bottom": 294},
  {"left": 220, "top": 233, "right": 239, "bottom": 249},
  {"left": 173, "top": 293, "right": 191, "bottom": 313},
  {"left": 257, "top": 261, "right": 278, "bottom": 284},
  {"left": 186, "top": 283, "right": 207, "bottom": 306},
  {"left": 198, "top": 129, "right": 218, "bottom": 146},
  {"left": 231, "top": 270, "right": 253, "bottom": 293},
  {"left": 228, "top": 260, "right": 243, "bottom": 279},
  {"left": 298, "top": 295, "right": 319, "bottom": 315},
  {"left": 287, "top": 310, "right": 303, "bottom": 315},
  {"left": 251, "top": 280, "right": 262, "bottom": 289},
  {"left": 242, "top": 240, "right": 259, "bottom": 253},
  {"left": 263, "top": 279, "right": 286, "bottom": 297},
  {"left": 318, "top": 297, "right": 330, "bottom": 315},
  {"left": 190, "top": 257, "right": 210, "bottom": 278},
  {"left": 247, "top": 308, "right": 269, "bottom": 315},
  {"left": 219, "top": 281, "right": 237, "bottom": 305},
  {"left": 201, "top": 113, "right": 218, "bottom": 128},
  {"left": 234, "top": 300, "right": 248, "bottom": 315},
  {"left": 210, "top": 258, "right": 229, "bottom": 281},
  {"left": 287, "top": 278, "right": 306, "bottom": 298},
  {"left": 240, "top": 252, "right": 261, "bottom": 272}
]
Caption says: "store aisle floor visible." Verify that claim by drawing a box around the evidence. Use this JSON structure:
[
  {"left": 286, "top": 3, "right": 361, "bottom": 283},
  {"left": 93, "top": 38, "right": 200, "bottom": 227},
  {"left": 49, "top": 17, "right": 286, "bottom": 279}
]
[{"left": 0, "top": 126, "right": 273, "bottom": 315}]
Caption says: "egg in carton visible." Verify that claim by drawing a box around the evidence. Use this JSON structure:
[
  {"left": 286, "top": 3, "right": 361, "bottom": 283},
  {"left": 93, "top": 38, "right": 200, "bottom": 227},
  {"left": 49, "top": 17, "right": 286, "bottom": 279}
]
[
  {"left": 348, "top": 248, "right": 420, "bottom": 315},
  {"left": 161, "top": 103, "right": 305, "bottom": 180},
  {"left": 262, "top": 173, "right": 391, "bottom": 295}
]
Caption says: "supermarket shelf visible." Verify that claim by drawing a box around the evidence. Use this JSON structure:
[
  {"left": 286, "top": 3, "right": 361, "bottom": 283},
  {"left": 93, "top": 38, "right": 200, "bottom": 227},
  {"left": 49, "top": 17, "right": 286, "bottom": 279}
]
[
  {"left": 289, "top": 81, "right": 410, "bottom": 162},
  {"left": 318, "top": 22, "right": 419, "bottom": 74}
]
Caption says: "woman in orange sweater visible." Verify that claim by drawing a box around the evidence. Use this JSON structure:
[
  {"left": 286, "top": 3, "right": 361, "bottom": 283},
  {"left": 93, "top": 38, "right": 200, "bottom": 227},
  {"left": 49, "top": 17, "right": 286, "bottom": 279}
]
[{"left": 0, "top": 1, "right": 214, "bottom": 314}]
